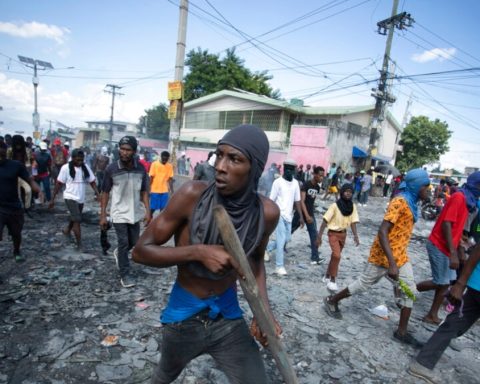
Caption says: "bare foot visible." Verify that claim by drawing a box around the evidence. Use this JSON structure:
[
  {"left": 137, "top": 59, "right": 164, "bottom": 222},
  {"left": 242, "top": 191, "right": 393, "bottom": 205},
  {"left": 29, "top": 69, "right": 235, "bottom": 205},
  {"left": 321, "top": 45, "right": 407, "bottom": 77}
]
[
  {"left": 422, "top": 315, "right": 442, "bottom": 325},
  {"left": 62, "top": 227, "right": 70, "bottom": 236}
]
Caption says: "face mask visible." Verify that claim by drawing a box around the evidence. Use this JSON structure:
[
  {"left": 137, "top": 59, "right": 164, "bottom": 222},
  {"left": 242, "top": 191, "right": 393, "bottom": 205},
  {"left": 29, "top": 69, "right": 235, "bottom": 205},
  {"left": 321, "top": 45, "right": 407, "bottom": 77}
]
[{"left": 283, "top": 166, "right": 295, "bottom": 181}]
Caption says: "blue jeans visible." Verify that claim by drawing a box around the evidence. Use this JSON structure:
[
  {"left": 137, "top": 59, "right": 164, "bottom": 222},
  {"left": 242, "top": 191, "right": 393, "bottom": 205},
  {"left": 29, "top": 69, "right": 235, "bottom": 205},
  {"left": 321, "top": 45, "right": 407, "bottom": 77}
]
[
  {"left": 151, "top": 311, "right": 266, "bottom": 384},
  {"left": 359, "top": 190, "right": 369, "bottom": 204},
  {"left": 38, "top": 175, "right": 51, "bottom": 202},
  {"left": 267, "top": 216, "right": 292, "bottom": 267},
  {"left": 306, "top": 218, "right": 320, "bottom": 261}
]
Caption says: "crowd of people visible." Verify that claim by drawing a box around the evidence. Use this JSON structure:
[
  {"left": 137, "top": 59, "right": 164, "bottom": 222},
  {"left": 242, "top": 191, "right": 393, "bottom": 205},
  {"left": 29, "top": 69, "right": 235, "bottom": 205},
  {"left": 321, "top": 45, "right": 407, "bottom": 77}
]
[{"left": 1, "top": 127, "right": 480, "bottom": 384}]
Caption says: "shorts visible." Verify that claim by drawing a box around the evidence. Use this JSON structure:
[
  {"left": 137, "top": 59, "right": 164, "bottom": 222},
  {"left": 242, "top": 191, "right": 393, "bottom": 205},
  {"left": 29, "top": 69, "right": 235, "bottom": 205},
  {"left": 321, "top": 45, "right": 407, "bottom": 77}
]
[
  {"left": 0, "top": 208, "right": 24, "bottom": 240},
  {"left": 64, "top": 199, "right": 83, "bottom": 222},
  {"left": 426, "top": 239, "right": 456, "bottom": 285},
  {"left": 348, "top": 261, "right": 417, "bottom": 308},
  {"left": 150, "top": 192, "right": 169, "bottom": 210},
  {"left": 328, "top": 186, "right": 338, "bottom": 193}
]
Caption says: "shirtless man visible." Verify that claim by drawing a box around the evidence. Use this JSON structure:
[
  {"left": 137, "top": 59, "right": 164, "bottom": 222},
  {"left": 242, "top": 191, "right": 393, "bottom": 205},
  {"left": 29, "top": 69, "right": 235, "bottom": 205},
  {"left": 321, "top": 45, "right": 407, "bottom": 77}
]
[{"left": 133, "top": 124, "right": 281, "bottom": 384}]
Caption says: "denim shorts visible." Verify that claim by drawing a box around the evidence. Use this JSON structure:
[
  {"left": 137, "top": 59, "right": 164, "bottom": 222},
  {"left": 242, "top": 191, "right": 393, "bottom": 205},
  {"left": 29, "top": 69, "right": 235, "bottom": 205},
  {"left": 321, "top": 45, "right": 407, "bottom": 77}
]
[{"left": 426, "top": 239, "right": 456, "bottom": 285}]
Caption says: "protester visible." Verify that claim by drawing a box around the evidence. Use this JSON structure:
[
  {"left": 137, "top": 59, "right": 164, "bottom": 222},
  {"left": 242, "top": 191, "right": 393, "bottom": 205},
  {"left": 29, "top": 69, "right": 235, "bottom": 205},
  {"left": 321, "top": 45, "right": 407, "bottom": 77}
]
[
  {"left": 50, "top": 138, "right": 68, "bottom": 181},
  {"left": 265, "top": 158, "right": 304, "bottom": 275},
  {"left": 50, "top": 149, "right": 99, "bottom": 251},
  {"left": 133, "top": 124, "right": 281, "bottom": 383},
  {"left": 359, "top": 169, "right": 373, "bottom": 206},
  {"left": 149, "top": 151, "right": 174, "bottom": 215},
  {"left": 33, "top": 142, "right": 52, "bottom": 203},
  {"left": 408, "top": 243, "right": 480, "bottom": 382},
  {"left": 291, "top": 166, "right": 325, "bottom": 264},
  {"left": 383, "top": 170, "right": 394, "bottom": 198},
  {"left": 317, "top": 183, "right": 360, "bottom": 291},
  {"left": 323, "top": 166, "right": 342, "bottom": 201},
  {"left": 193, "top": 151, "right": 216, "bottom": 182},
  {"left": 0, "top": 145, "right": 40, "bottom": 262},
  {"left": 417, "top": 171, "right": 480, "bottom": 325},
  {"left": 92, "top": 147, "right": 110, "bottom": 192},
  {"left": 324, "top": 168, "right": 430, "bottom": 348},
  {"left": 100, "top": 136, "right": 151, "bottom": 288}
]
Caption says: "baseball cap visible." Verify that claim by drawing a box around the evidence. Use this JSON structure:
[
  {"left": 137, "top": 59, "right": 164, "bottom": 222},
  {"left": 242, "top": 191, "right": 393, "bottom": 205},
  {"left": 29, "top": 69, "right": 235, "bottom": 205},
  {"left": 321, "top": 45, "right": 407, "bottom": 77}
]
[
  {"left": 39, "top": 142, "right": 48, "bottom": 150},
  {"left": 283, "top": 158, "right": 297, "bottom": 167}
]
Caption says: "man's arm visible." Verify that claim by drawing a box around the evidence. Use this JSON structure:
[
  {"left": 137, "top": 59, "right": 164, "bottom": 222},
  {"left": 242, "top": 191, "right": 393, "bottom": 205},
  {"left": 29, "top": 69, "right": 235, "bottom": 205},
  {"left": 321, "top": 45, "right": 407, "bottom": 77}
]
[
  {"left": 299, "top": 190, "right": 311, "bottom": 223},
  {"left": 442, "top": 221, "right": 459, "bottom": 269},
  {"left": 449, "top": 244, "right": 480, "bottom": 303},
  {"left": 133, "top": 181, "right": 233, "bottom": 274},
  {"left": 89, "top": 181, "right": 100, "bottom": 200},
  {"left": 351, "top": 222, "right": 360, "bottom": 246},
  {"left": 294, "top": 200, "right": 305, "bottom": 228},
  {"left": 316, "top": 219, "right": 328, "bottom": 247},
  {"left": 168, "top": 177, "right": 174, "bottom": 194},
  {"left": 49, "top": 180, "right": 64, "bottom": 208},
  {"left": 99, "top": 191, "right": 110, "bottom": 229},
  {"left": 378, "top": 220, "right": 398, "bottom": 279},
  {"left": 141, "top": 190, "right": 151, "bottom": 226}
]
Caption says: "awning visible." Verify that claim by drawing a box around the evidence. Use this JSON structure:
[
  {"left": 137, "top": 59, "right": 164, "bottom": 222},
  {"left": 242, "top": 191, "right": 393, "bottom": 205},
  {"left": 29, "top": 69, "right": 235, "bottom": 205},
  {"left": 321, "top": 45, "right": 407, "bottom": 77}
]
[
  {"left": 372, "top": 153, "right": 392, "bottom": 163},
  {"left": 352, "top": 145, "right": 368, "bottom": 158}
]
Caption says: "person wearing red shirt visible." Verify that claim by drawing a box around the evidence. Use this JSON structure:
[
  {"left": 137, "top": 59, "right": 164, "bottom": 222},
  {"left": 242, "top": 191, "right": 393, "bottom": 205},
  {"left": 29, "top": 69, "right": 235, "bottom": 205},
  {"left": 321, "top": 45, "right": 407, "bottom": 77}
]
[{"left": 417, "top": 171, "right": 480, "bottom": 324}]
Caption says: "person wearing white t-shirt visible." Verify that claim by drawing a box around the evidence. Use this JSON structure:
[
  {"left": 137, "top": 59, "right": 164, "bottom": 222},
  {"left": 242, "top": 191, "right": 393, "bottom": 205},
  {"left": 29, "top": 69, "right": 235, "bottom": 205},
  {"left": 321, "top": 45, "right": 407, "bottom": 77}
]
[
  {"left": 50, "top": 148, "right": 99, "bottom": 250},
  {"left": 383, "top": 170, "right": 394, "bottom": 198},
  {"left": 266, "top": 159, "right": 304, "bottom": 275}
]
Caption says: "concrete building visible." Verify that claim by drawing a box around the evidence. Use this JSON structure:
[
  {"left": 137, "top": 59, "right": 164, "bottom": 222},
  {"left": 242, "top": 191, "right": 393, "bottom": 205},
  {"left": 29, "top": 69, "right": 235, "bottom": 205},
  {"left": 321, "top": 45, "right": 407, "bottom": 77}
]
[
  {"left": 75, "top": 120, "right": 138, "bottom": 148},
  {"left": 180, "top": 90, "right": 402, "bottom": 172}
]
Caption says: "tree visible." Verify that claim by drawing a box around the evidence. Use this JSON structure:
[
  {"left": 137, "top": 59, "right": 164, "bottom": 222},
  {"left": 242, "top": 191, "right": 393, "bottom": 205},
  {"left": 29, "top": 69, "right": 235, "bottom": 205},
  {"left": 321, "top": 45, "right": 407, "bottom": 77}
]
[
  {"left": 396, "top": 116, "right": 451, "bottom": 172},
  {"left": 138, "top": 103, "right": 169, "bottom": 140},
  {"left": 183, "top": 48, "right": 281, "bottom": 101}
]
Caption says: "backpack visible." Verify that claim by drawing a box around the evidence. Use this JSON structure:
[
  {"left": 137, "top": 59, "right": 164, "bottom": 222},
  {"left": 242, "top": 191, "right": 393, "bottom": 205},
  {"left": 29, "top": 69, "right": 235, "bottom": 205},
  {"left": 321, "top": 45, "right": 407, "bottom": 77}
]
[{"left": 54, "top": 148, "right": 66, "bottom": 165}]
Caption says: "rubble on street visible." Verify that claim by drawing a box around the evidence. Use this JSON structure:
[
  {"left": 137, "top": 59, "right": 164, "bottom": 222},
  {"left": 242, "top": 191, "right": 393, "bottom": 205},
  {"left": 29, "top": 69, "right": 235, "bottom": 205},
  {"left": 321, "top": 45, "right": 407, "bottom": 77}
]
[{"left": 1, "top": 194, "right": 479, "bottom": 383}]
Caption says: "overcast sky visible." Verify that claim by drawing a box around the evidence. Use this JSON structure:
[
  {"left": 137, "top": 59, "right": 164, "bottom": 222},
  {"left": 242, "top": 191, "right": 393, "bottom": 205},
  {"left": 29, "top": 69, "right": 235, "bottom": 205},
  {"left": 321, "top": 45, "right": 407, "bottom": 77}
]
[{"left": 1, "top": 0, "right": 479, "bottom": 171}]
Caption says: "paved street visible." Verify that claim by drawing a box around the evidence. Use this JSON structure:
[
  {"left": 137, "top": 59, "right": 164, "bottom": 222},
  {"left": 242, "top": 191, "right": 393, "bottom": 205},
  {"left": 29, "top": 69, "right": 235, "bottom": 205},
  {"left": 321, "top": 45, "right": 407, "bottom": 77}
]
[{"left": 1, "top": 191, "right": 479, "bottom": 383}]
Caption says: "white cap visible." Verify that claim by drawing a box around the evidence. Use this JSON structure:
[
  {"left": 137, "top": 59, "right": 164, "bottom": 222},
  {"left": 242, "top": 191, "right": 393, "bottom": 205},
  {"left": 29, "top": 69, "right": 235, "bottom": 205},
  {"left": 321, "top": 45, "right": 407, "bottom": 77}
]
[
  {"left": 39, "top": 142, "right": 48, "bottom": 150},
  {"left": 283, "top": 158, "right": 297, "bottom": 167}
]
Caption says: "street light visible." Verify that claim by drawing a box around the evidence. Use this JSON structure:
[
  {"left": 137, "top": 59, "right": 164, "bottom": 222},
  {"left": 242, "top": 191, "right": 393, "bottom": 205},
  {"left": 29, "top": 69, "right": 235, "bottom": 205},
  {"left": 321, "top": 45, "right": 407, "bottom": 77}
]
[{"left": 17, "top": 55, "right": 54, "bottom": 138}]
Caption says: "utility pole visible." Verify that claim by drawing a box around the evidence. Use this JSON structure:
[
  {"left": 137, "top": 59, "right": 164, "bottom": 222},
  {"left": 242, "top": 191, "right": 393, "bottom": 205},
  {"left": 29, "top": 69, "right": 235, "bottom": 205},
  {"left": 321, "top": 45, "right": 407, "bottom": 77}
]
[
  {"left": 368, "top": 0, "right": 413, "bottom": 164},
  {"left": 168, "top": 0, "right": 189, "bottom": 165},
  {"left": 104, "top": 84, "right": 124, "bottom": 145}
]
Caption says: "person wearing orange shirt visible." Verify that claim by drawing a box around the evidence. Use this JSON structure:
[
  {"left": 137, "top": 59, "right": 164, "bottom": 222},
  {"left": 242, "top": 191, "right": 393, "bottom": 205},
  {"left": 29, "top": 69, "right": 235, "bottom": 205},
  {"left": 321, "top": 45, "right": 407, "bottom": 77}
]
[
  {"left": 323, "top": 168, "right": 430, "bottom": 348},
  {"left": 149, "top": 151, "right": 174, "bottom": 215}
]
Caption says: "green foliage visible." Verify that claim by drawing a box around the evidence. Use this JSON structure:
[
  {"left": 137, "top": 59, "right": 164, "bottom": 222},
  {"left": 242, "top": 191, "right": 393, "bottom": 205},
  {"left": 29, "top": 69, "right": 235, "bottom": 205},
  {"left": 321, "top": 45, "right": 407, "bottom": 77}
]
[
  {"left": 183, "top": 48, "right": 281, "bottom": 101},
  {"left": 396, "top": 116, "right": 451, "bottom": 172},
  {"left": 138, "top": 103, "right": 169, "bottom": 140}
]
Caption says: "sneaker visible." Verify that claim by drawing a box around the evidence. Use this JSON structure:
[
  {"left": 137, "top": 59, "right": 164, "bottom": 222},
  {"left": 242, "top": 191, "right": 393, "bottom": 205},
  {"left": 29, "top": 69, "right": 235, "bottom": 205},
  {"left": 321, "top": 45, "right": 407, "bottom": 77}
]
[
  {"left": 323, "top": 296, "right": 342, "bottom": 319},
  {"left": 311, "top": 258, "right": 325, "bottom": 265},
  {"left": 322, "top": 275, "right": 329, "bottom": 283},
  {"left": 327, "top": 281, "right": 338, "bottom": 292},
  {"left": 120, "top": 275, "right": 136, "bottom": 288},
  {"left": 407, "top": 360, "right": 439, "bottom": 383},
  {"left": 275, "top": 266, "right": 287, "bottom": 276},
  {"left": 264, "top": 251, "right": 270, "bottom": 262},
  {"left": 113, "top": 248, "right": 120, "bottom": 269},
  {"left": 393, "top": 330, "right": 424, "bottom": 349},
  {"left": 14, "top": 253, "right": 26, "bottom": 263}
]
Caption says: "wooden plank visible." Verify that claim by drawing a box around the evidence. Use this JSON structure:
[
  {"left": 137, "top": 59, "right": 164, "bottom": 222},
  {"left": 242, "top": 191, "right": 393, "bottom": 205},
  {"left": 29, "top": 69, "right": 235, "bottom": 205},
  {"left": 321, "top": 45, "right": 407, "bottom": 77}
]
[{"left": 213, "top": 205, "right": 299, "bottom": 384}]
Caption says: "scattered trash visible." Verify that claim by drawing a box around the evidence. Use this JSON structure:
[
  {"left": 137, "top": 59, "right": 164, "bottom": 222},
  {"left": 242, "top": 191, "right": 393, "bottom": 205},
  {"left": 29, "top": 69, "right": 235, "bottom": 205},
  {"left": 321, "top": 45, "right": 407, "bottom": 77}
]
[
  {"left": 101, "top": 335, "right": 119, "bottom": 347},
  {"left": 135, "top": 302, "right": 150, "bottom": 310},
  {"left": 368, "top": 304, "right": 389, "bottom": 320}
]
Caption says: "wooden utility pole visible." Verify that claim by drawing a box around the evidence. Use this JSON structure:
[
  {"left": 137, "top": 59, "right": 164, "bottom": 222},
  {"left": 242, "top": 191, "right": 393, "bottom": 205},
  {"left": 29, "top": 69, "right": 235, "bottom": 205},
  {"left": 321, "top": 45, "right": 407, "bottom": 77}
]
[
  {"left": 104, "top": 84, "right": 123, "bottom": 145},
  {"left": 368, "top": 0, "right": 414, "bottom": 164},
  {"left": 168, "top": 0, "right": 189, "bottom": 168}
]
